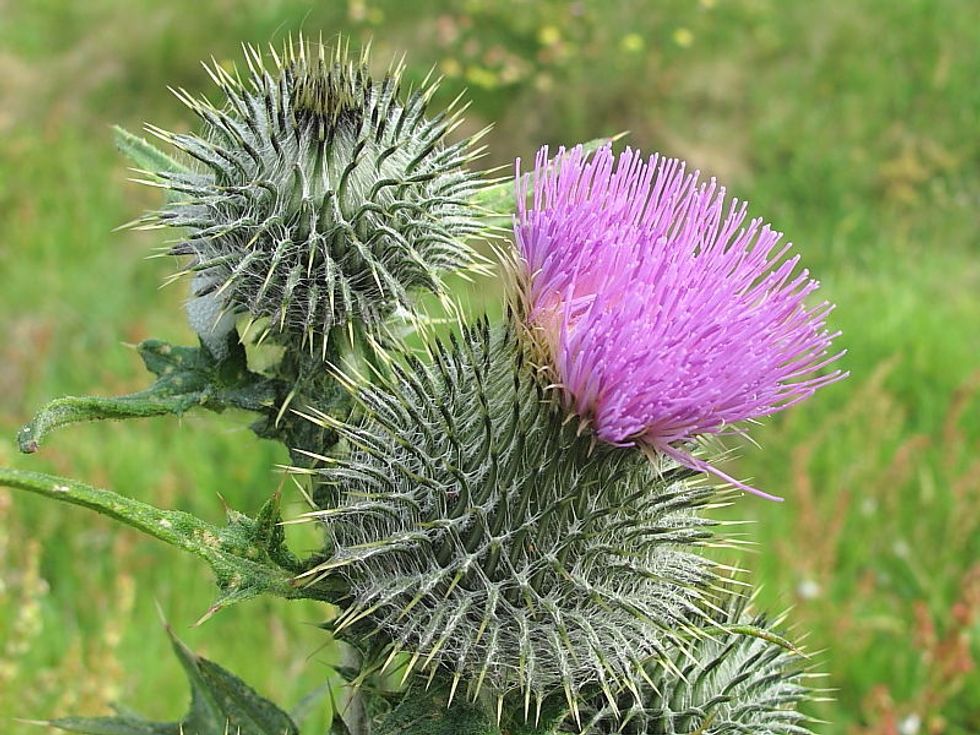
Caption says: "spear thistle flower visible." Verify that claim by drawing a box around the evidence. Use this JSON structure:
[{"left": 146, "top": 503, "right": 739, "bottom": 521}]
[{"left": 514, "top": 145, "right": 846, "bottom": 500}]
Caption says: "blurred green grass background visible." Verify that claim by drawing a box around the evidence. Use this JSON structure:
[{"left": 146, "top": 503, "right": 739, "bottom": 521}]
[{"left": 0, "top": 1, "right": 977, "bottom": 733}]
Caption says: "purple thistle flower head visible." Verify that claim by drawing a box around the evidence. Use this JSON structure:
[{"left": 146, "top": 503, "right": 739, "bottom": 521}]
[{"left": 514, "top": 144, "right": 846, "bottom": 500}]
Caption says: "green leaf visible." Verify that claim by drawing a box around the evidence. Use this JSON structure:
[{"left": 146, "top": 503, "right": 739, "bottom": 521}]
[
  {"left": 373, "top": 683, "right": 499, "bottom": 735},
  {"left": 18, "top": 334, "right": 279, "bottom": 453},
  {"left": 288, "top": 682, "right": 334, "bottom": 729},
  {"left": 113, "top": 125, "right": 189, "bottom": 175},
  {"left": 42, "top": 626, "right": 299, "bottom": 735},
  {"left": 174, "top": 628, "right": 300, "bottom": 735},
  {"left": 327, "top": 685, "right": 365, "bottom": 735},
  {"left": 471, "top": 132, "right": 628, "bottom": 215},
  {"left": 500, "top": 694, "right": 567, "bottom": 735},
  {"left": 0, "top": 468, "right": 340, "bottom": 616}
]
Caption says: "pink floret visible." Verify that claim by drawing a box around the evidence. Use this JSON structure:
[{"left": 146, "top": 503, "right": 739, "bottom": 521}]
[{"left": 514, "top": 145, "right": 846, "bottom": 500}]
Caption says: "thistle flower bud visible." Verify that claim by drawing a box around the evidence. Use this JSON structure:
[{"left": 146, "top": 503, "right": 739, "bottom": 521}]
[
  {"left": 570, "top": 595, "right": 818, "bottom": 734},
  {"left": 299, "top": 319, "right": 725, "bottom": 716},
  {"left": 142, "top": 38, "right": 488, "bottom": 356},
  {"left": 514, "top": 145, "right": 847, "bottom": 500}
]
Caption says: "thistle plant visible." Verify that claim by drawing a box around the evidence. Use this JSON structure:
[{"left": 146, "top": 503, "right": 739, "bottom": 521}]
[{"left": 2, "top": 35, "right": 845, "bottom": 735}]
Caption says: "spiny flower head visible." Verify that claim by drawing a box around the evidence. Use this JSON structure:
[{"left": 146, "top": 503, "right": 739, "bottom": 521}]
[
  {"left": 566, "top": 593, "right": 820, "bottom": 734},
  {"left": 140, "top": 37, "right": 489, "bottom": 357},
  {"left": 297, "top": 320, "right": 726, "bottom": 717},
  {"left": 514, "top": 145, "right": 846, "bottom": 499}
]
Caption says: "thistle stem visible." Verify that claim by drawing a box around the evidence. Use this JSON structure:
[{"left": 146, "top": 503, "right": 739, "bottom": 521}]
[
  {"left": 0, "top": 467, "right": 218, "bottom": 553},
  {"left": 18, "top": 390, "right": 205, "bottom": 453}
]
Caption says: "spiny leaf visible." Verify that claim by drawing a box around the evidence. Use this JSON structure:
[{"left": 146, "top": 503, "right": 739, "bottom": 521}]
[
  {"left": 373, "top": 682, "right": 498, "bottom": 735},
  {"left": 39, "top": 626, "right": 299, "bottom": 735},
  {"left": 171, "top": 626, "right": 300, "bottom": 735},
  {"left": 0, "top": 468, "right": 338, "bottom": 616},
  {"left": 18, "top": 335, "right": 278, "bottom": 453}
]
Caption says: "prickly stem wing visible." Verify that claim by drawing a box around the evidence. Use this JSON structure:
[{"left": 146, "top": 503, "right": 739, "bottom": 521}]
[
  {"left": 0, "top": 468, "right": 341, "bottom": 614},
  {"left": 18, "top": 336, "right": 279, "bottom": 453}
]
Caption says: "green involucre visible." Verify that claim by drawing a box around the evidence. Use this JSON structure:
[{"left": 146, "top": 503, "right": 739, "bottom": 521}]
[
  {"left": 141, "top": 38, "right": 489, "bottom": 357},
  {"left": 300, "top": 319, "right": 724, "bottom": 715},
  {"left": 568, "top": 594, "right": 817, "bottom": 734}
]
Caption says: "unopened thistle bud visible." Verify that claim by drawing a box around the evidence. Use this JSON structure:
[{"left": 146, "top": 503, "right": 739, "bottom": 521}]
[
  {"left": 299, "top": 320, "right": 725, "bottom": 716},
  {"left": 513, "top": 145, "right": 846, "bottom": 500},
  {"left": 570, "top": 594, "right": 818, "bottom": 734},
  {"left": 140, "top": 38, "right": 489, "bottom": 357}
]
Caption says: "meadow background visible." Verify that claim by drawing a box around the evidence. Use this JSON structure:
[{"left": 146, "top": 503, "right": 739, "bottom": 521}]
[{"left": 0, "top": 1, "right": 977, "bottom": 733}]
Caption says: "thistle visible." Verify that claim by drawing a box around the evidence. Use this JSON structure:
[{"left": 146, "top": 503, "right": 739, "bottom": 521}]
[
  {"left": 568, "top": 594, "right": 819, "bottom": 734},
  {"left": 299, "top": 318, "right": 726, "bottom": 718},
  {"left": 139, "top": 37, "right": 489, "bottom": 357},
  {"left": 513, "top": 145, "right": 846, "bottom": 500},
  {"left": 3, "top": 33, "right": 843, "bottom": 733}
]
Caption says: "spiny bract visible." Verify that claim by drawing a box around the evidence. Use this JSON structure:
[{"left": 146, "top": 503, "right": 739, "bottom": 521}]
[
  {"left": 298, "top": 318, "right": 728, "bottom": 716},
  {"left": 141, "top": 38, "right": 488, "bottom": 356},
  {"left": 568, "top": 595, "right": 818, "bottom": 734}
]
